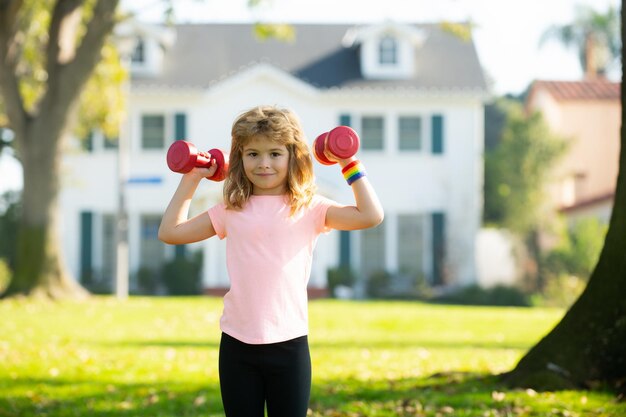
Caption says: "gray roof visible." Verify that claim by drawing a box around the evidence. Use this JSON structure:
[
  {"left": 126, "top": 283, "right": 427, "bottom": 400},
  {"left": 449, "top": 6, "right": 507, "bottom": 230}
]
[{"left": 133, "top": 23, "right": 488, "bottom": 93}]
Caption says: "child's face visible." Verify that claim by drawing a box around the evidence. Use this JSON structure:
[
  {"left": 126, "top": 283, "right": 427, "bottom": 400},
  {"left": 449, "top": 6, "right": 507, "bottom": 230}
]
[{"left": 242, "top": 135, "right": 290, "bottom": 195}]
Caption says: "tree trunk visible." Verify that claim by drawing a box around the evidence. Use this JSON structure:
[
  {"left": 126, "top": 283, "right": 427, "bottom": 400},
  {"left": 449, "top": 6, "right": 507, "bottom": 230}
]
[
  {"left": 502, "top": 3, "right": 626, "bottom": 391},
  {"left": 2, "top": 120, "right": 88, "bottom": 299},
  {"left": 584, "top": 33, "right": 598, "bottom": 79}
]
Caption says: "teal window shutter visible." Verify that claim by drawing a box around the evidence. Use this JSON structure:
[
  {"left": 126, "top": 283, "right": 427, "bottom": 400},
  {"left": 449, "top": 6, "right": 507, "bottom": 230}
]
[
  {"left": 431, "top": 115, "right": 444, "bottom": 154},
  {"left": 175, "top": 245, "right": 187, "bottom": 259},
  {"left": 338, "top": 114, "right": 352, "bottom": 268},
  {"left": 431, "top": 212, "right": 446, "bottom": 285},
  {"left": 80, "top": 211, "right": 93, "bottom": 283},
  {"left": 82, "top": 131, "right": 94, "bottom": 152},
  {"left": 175, "top": 113, "right": 187, "bottom": 140},
  {"left": 339, "top": 231, "right": 351, "bottom": 267}
]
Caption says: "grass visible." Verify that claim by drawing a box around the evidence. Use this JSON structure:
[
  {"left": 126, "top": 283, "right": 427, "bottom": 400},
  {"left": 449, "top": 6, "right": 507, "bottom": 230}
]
[{"left": 0, "top": 297, "right": 623, "bottom": 416}]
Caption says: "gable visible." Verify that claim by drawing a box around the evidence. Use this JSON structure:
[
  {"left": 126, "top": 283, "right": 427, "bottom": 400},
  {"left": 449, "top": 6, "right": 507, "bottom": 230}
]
[
  {"left": 342, "top": 21, "right": 427, "bottom": 80},
  {"left": 202, "top": 62, "right": 319, "bottom": 98}
]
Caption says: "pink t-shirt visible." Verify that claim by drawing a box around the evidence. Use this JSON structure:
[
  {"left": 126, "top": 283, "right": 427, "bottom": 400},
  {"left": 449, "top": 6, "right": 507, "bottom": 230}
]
[{"left": 207, "top": 194, "right": 337, "bottom": 344}]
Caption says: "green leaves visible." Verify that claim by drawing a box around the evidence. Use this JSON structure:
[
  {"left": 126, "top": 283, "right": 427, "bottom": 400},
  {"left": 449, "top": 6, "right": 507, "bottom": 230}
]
[
  {"left": 539, "top": 4, "right": 620, "bottom": 75},
  {"left": 74, "top": 42, "right": 125, "bottom": 141},
  {"left": 485, "top": 99, "right": 567, "bottom": 235},
  {"left": 253, "top": 23, "right": 296, "bottom": 42}
]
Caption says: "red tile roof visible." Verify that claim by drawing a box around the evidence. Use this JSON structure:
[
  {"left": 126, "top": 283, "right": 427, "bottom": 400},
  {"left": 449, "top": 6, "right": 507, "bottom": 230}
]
[
  {"left": 531, "top": 79, "right": 620, "bottom": 101},
  {"left": 559, "top": 191, "right": 614, "bottom": 213}
]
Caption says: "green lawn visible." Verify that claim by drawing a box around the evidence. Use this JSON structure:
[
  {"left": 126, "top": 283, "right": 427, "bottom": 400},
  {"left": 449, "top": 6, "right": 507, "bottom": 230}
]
[{"left": 0, "top": 297, "right": 623, "bottom": 416}]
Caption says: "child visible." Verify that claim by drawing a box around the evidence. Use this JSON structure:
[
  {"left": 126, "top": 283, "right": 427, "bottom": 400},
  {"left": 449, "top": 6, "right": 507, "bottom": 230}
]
[{"left": 159, "top": 105, "right": 383, "bottom": 417}]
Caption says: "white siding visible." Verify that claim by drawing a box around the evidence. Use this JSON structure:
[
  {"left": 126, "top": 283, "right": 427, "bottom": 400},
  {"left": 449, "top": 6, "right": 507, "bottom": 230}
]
[{"left": 60, "top": 64, "right": 485, "bottom": 292}]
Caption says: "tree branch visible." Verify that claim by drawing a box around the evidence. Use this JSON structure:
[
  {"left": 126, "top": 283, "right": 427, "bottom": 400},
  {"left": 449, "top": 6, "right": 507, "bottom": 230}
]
[
  {"left": 70, "top": 0, "right": 120, "bottom": 82},
  {"left": 39, "top": 0, "right": 119, "bottom": 135},
  {"left": 46, "top": 0, "right": 83, "bottom": 74}
]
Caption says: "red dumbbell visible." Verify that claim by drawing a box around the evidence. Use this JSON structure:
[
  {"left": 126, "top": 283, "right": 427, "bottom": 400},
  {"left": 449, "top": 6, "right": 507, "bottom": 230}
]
[
  {"left": 313, "top": 126, "right": 360, "bottom": 166},
  {"left": 166, "top": 140, "right": 229, "bottom": 181}
]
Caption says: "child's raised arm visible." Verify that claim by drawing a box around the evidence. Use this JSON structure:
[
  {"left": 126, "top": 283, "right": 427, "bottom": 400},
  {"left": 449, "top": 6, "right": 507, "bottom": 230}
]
[
  {"left": 159, "top": 165, "right": 218, "bottom": 245},
  {"left": 325, "top": 157, "right": 384, "bottom": 231}
]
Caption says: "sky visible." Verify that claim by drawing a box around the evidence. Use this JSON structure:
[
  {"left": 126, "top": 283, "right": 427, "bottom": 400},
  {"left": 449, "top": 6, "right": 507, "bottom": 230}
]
[{"left": 0, "top": 0, "right": 621, "bottom": 193}]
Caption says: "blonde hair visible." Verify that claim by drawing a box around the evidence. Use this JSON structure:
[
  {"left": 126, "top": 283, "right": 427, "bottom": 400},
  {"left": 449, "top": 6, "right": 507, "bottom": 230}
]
[{"left": 223, "top": 105, "right": 317, "bottom": 215}]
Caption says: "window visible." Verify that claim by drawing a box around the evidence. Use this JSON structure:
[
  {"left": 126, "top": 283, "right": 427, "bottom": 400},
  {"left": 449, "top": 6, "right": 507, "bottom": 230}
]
[
  {"left": 399, "top": 116, "right": 422, "bottom": 150},
  {"left": 397, "top": 214, "right": 424, "bottom": 276},
  {"left": 82, "top": 130, "right": 94, "bottom": 152},
  {"left": 379, "top": 36, "right": 398, "bottom": 65},
  {"left": 361, "top": 116, "right": 384, "bottom": 150},
  {"left": 131, "top": 39, "right": 145, "bottom": 64},
  {"left": 360, "top": 223, "right": 386, "bottom": 280},
  {"left": 104, "top": 135, "right": 118, "bottom": 149},
  {"left": 142, "top": 115, "right": 165, "bottom": 149},
  {"left": 140, "top": 214, "right": 166, "bottom": 273}
]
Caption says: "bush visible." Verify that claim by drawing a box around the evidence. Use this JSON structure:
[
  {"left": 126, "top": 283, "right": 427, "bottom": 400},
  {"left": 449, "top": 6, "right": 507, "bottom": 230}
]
[
  {"left": 0, "top": 258, "right": 11, "bottom": 294},
  {"left": 366, "top": 270, "right": 393, "bottom": 298},
  {"left": 161, "top": 251, "right": 203, "bottom": 295},
  {"left": 327, "top": 266, "right": 355, "bottom": 298},
  {"left": 532, "top": 274, "right": 586, "bottom": 308},
  {"left": 81, "top": 269, "right": 113, "bottom": 295},
  {"left": 136, "top": 267, "right": 160, "bottom": 295},
  {"left": 434, "top": 284, "right": 530, "bottom": 307},
  {"left": 544, "top": 217, "right": 607, "bottom": 280},
  {"left": 0, "top": 191, "right": 19, "bottom": 269}
]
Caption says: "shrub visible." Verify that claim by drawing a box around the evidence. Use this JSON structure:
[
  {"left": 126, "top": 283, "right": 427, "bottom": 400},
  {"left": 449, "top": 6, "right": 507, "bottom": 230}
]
[
  {"left": 366, "top": 270, "right": 393, "bottom": 298},
  {"left": 0, "top": 258, "right": 11, "bottom": 294},
  {"left": 544, "top": 217, "right": 607, "bottom": 280},
  {"left": 0, "top": 191, "right": 19, "bottom": 269},
  {"left": 533, "top": 274, "right": 587, "bottom": 308},
  {"left": 327, "top": 266, "right": 355, "bottom": 298},
  {"left": 136, "top": 267, "right": 160, "bottom": 295},
  {"left": 434, "top": 284, "right": 530, "bottom": 307},
  {"left": 161, "top": 251, "right": 203, "bottom": 295}
]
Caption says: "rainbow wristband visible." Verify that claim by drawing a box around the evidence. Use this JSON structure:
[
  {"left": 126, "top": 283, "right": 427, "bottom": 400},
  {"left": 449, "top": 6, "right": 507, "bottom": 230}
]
[{"left": 341, "top": 160, "right": 367, "bottom": 186}]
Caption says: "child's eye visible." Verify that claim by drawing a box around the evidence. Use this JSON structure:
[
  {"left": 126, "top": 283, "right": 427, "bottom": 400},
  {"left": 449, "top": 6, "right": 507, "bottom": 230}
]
[
  {"left": 247, "top": 152, "right": 257, "bottom": 157},
  {"left": 271, "top": 152, "right": 281, "bottom": 157}
]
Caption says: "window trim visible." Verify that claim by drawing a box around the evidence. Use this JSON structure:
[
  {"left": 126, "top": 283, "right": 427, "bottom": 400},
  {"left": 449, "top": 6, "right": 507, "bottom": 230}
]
[
  {"left": 131, "top": 38, "right": 145, "bottom": 65},
  {"left": 141, "top": 113, "right": 167, "bottom": 150},
  {"left": 398, "top": 115, "right": 423, "bottom": 151},
  {"left": 378, "top": 35, "right": 398, "bottom": 66},
  {"left": 360, "top": 115, "right": 385, "bottom": 151}
]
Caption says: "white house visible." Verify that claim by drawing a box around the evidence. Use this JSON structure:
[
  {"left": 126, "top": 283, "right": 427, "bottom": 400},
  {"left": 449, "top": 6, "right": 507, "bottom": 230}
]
[{"left": 60, "top": 21, "right": 488, "bottom": 296}]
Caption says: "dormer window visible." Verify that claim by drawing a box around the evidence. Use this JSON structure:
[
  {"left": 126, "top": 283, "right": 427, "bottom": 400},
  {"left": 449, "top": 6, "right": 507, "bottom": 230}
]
[
  {"left": 114, "top": 21, "right": 176, "bottom": 77},
  {"left": 343, "top": 22, "right": 426, "bottom": 80},
  {"left": 131, "top": 38, "right": 145, "bottom": 64},
  {"left": 379, "top": 36, "right": 398, "bottom": 65}
]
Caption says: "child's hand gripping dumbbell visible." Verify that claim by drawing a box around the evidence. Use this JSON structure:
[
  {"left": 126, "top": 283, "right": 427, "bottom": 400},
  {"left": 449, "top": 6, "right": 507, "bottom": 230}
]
[
  {"left": 166, "top": 140, "right": 229, "bottom": 181},
  {"left": 314, "top": 126, "right": 366, "bottom": 185},
  {"left": 313, "top": 126, "right": 359, "bottom": 165}
]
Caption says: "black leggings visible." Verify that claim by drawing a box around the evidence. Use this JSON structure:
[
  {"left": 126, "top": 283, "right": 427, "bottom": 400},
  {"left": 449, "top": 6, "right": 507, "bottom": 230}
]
[{"left": 219, "top": 332, "right": 311, "bottom": 417}]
